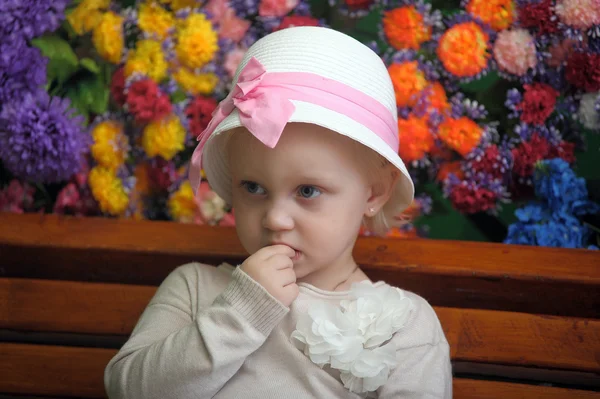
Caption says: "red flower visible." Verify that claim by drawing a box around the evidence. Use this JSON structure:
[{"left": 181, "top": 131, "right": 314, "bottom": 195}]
[
  {"left": 548, "top": 141, "right": 576, "bottom": 163},
  {"left": 449, "top": 182, "right": 498, "bottom": 214},
  {"left": 126, "top": 79, "right": 173, "bottom": 124},
  {"left": 469, "top": 145, "right": 507, "bottom": 180},
  {"left": 518, "top": 83, "right": 558, "bottom": 125},
  {"left": 512, "top": 134, "right": 551, "bottom": 177},
  {"left": 110, "top": 67, "right": 126, "bottom": 106},
  {"left": 147, "top": 157, "right": 178, "bottom": 191},
  {"left": 344, "top": 0, "right": 374, "bottom": 10},
  {"left": 185, "top": 96, "right": 218, "bottom": 137},
  {"left": 512, "top": 134, "right": 575, "bottom": 178},
  {"left": 565, "top": 52, "right": 600, "bottom": 92},
  {"left": 274, "top": 15, "right": 320, "bottom": 31},
  {"left": 517, "top": 0, "right": 558, "bottom": 36}
]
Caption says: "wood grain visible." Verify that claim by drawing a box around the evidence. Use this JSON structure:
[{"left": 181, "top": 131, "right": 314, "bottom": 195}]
[
  {"left": 1, "top": 342, "right": 598, "bottom": 398},
  {"left": 453, "top": 379, "right": 600, "bottom": 399},
  {"left": 1, "top": 214, "right": 599, "bottom": 317},
  {"left": 0, "top": 343, "right": 112, "bottom": 398},
  {"left": 2, "top": 278, "right": 599, "bottom": 374}
]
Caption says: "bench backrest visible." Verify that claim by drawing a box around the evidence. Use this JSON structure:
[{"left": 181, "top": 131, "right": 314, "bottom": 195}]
[{"left": 1, "top": 213, "right": 599, "bottom": 398}]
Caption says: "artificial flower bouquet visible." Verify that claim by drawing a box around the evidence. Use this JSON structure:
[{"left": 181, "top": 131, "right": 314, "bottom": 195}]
[{"left": 1, "top": 0, "right": 599, "bottom": 245}]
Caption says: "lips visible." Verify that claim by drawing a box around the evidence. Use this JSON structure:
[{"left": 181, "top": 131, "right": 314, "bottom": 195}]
[{"left": 268, "top": 242, "right": 301, "bottom": 261}]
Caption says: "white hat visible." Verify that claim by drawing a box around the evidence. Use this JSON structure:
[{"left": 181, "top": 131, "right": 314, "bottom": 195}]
[{"left": 190, "top": 26, "right": 414, "bottom": 212}]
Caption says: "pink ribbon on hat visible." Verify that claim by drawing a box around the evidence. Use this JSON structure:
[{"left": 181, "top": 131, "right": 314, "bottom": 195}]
[{"left": 189, "top": 57, "right": 398, "bottom": 196}]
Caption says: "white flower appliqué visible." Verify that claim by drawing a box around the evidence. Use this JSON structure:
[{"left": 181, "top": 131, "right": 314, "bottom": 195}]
[{"left": 291, "top": 281, "right": 413, "bottom": 397}]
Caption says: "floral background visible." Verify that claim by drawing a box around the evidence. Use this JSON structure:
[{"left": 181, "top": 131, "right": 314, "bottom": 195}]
[{"left": 0, "top": 0, "right": 598, "bottom": 248}]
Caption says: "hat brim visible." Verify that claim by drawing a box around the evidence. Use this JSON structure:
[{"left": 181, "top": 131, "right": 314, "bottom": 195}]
[{"left": 202, "top": 100, "right": 415, "bottom": 211}]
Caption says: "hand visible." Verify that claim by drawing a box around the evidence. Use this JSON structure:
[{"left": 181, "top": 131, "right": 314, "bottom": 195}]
[{"left": 240, "top": 245, "right": 299, "bottom": 307}]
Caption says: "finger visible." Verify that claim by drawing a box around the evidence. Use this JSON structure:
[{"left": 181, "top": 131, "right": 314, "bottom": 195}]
[
  {"left": 279, "top": 268, "right": 297, "bottom": 286},
  {"left": 260, "top": 244, "right": 296, "bottom": 259},
  {"left": 267, "top": 254, "right": 294, "bottom": 270}
]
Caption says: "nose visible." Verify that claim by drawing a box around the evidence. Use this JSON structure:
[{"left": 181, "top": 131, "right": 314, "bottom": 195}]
[{"left": 262, "top": 201, "right": 294, "bottom": 232}]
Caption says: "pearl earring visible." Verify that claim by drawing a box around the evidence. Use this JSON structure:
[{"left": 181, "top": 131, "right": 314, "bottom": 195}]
[{"left": 369, "top": 207, "right": 375, "bottom": 215}]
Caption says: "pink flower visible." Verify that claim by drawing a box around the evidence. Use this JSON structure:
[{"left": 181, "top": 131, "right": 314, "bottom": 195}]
[
  {"left": 224, "top": 46, "right": 247, "bottom": 77},
  {"left": 219, "top": 9, "right": 251, "bottom": 42},
  {"left": 547, "top": 38, "right": 579, "bottom": 67},
  {"left": 555, "top": 0, "right": 600, "bottom": 30},
  {"left": 219, "top": 210, "right": 236, "bottom": 226},
  {"left": 0, "top": 180, "right": 35, "bottom": 214},
  {"left": 493, "top": 28, "right": 537, "bottom": 76},
  {"left": 259, "top": 0, "right": 299, "bottom": 17},
  {"left": 197, "top": 181, "right": 229, "bottom": 224},
  {"left": 205, "top": 0, "right": 230, "bottom": 21},
  {"left": 53, "top": 183, "right": 80, "bottom": 214}
]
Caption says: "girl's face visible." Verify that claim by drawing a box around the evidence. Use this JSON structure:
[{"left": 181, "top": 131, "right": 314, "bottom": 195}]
[{"left": 228, "top": 123, "right": 373, "bottom": 286}]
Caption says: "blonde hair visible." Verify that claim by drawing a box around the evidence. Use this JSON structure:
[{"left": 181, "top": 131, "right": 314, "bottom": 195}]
[{"left": 350, "top": 141, "right": 408, "bottom": 237}]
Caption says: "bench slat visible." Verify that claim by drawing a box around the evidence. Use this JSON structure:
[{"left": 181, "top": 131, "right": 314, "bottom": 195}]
[
  {"left": 1, "top": 214, "right": 599, "bottom": 318},
  {"left": 453, "top": 379, "right": 600, "bottom": 399},
  {"left": 1, "top": 343, "right": 598, "bottom": 399},
  {"left": 0, "top": 343, "right": 112, "bottom": 398},
  {"left": 2, "top": 278, "right": 598, "bottom": 374}
]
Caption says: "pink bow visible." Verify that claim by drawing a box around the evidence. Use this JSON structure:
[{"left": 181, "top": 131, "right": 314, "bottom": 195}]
[{"left": 189, "top": 57, "right": 296, "bottom": 194}]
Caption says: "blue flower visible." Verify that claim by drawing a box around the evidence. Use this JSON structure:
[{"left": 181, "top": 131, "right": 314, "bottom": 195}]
[
  {"left": 536, "top": 220, "right": 589, "bottom": 249},
  {"left": 588, "top": 245, "right": 599, "bottom": 251},
  {"left": 504, "top": 223, "right": 538, "bottom": 246},
  {"left": 514, "top": 202, "right": 550, "bottom": 223},
  {"left": 534, "top": 158, "right": 589, "bottom": 213},
  {"left": 0, "top": 0, "right": 69, "bottom": 41},
  {"left": 0, "top": 90, "right": 88, "bottom": 183},
  {"left": 0, "top": 38, "right": 47, "bottom": 105}
]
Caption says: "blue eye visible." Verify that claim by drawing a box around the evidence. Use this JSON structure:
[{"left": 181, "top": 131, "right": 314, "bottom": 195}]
[
  {"left": 241, "top": 181, "right": 266, "bottom": 195},
  {"left": 298, "top": 185, "right": 321, "bottom": 199}
]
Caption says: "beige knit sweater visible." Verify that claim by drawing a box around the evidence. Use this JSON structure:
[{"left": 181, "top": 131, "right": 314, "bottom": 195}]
[{"left": 104, "top": 263, "right": 452, "bottom": 398}]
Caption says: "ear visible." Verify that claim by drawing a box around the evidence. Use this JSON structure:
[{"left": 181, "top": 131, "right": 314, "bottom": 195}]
[{"left": 364, "top": 167, "right": 400, "bottom": 217}]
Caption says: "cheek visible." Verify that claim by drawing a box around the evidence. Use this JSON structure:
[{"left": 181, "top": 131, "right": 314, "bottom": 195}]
[{"left": 233, "top": 205, "right": 262, "bottom": 252}]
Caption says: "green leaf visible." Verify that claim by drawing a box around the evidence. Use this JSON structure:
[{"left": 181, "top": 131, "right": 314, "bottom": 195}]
[
  {"left": 72, "top": 74, "right": 109, "bottom": 115},
  {"left": 31, "top": 35, "right": 79, "bottom": 85},
  {"left": 64, "top": 85, "right": 89, "bottom": 123},
  {"left": 170, "top": 89, "right": 188, "bottom": 104},
  {"left": 80, "top": 58, "right": 101, "bottom": 74}
]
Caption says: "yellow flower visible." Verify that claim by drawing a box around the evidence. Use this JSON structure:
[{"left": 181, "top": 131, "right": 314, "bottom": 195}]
[
  {"left": 168, "top": 181, "right": 200, "bottom": 223},
  {"left": 142, "top": 115, "right": 186, "bottom": 160},
  {"left": 67, "top": 0, "right": 111, "bottom": 35},
  {"left": 176, "top": 13, "right": 219, "bottom": 69},
  {"left": 92, "top": 11, "right": 124, "bottom": 64},
  {"left": 159, "top": 0, "right": 199, "bottom": 11},
  {"left": 124, "top": 40, "right": 168, "bottom": 82},
  {"left": 138, "top": 2, "right": 175, "bottom": 40},
  {"left": 91, "top": 121, "right": 130, "bottom": 172},
  {"left": 88, "top": 166, "right": 130, "bottom": 216},
  {"left": 173, "top": 67, "right": 219, "bottom": 95}
]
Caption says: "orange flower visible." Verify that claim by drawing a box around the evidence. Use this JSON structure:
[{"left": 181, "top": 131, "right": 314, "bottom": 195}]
[
  {"left": 466, "top": 0, "right": 515, "bottom": 31},
  {"left": 383, "top": 6, "right": 432, "bottom": 50},
  {"left": 437, "top": 116, "right": 483, "bottom": 157},
  {"left": 437, "top": 161, "right": 465, "bottom": 181},
  {"left": 423, "top": 82, "right": 450, "bottom": 114},
  {"left": 398, "top": 113, "right": 434, "bottom": 163},
  {"left": 437, "top": 22, "right": 490, "bottom": 78},
  {"left": 386, "top": 226, "right": 418, "bottom": 238},
  {"left": 388, "top": 61, "right": 427, "bottom": 107}
]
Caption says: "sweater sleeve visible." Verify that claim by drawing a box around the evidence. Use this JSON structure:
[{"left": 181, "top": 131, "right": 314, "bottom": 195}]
[
  {"left": 104, "top": 264, "right": 289, "bottom": 399},
  {"left": 377, "top": 294, "right": 453, "bottom": 399}
]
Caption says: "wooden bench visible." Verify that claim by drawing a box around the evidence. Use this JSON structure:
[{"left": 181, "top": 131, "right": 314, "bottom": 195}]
[{"left": 0, "top": 212, "right": 599, "bottom": 398}]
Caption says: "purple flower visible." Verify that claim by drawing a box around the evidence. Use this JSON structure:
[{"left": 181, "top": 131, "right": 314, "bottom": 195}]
[
  {"left": 0, "top": 38, "right": 47, "bottom": 105},
  {"left": 230, "top": 0, "right": 260, "bottom": 18},
  {"left": 0, "top": 0, "right": 69, "bottom": 40},
  {"left": 0, "top": 90, "right": 88, "bottom": 183}
]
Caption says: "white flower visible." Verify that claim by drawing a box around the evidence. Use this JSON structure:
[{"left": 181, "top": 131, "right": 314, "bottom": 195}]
[
  {"left": 291, "top": 282, "right": 413, "bottom": 395},
  {"left": 291, "top": 302, "right": 364, "bottom": 367},
  {"left": 578, "top": 92, "right": 600, "bottom": 130},
  {"left": 340, "top": 342, "right": 399, "bottom": 395},
  {"left": 343, "top": 282, "right": 413, "bottom": 348}
]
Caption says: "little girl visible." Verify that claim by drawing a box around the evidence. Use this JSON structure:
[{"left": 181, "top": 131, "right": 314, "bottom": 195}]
[{"left": 105, "top": 26, "right": 452, "bottom": 398}]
